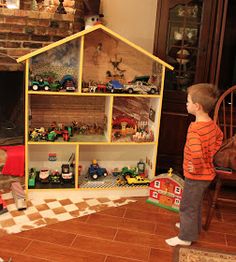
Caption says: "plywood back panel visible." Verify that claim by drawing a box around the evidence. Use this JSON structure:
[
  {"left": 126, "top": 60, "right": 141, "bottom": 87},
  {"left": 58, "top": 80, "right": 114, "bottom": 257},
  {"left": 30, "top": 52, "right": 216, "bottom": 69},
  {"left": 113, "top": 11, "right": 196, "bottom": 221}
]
[{"left": 30, "top": 95, "right": 106, "bottom": 128}]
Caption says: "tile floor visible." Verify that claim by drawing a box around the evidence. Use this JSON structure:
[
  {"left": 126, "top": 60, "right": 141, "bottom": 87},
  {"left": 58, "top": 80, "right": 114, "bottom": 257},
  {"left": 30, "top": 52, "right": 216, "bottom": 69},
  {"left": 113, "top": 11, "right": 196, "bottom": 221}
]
[{"left": 0, "top": 189, "right": 136, "bottom": 234}]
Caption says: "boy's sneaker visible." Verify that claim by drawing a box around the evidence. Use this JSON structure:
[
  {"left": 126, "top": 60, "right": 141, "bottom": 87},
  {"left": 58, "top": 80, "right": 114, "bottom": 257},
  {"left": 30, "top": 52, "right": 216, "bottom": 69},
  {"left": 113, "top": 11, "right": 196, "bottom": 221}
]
[
  {"left": 175, "top": 222, "right": 180, "bottom": 229},
  {"left": 165, "top": 236, "right": 191, "bottom": 247}
]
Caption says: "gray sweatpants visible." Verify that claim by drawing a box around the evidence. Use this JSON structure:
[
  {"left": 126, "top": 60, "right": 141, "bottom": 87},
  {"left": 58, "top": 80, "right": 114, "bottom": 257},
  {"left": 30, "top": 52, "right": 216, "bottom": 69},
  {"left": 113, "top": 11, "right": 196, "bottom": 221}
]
[{"left": 179, "top": 178, "right": 211, "bottom": 242}]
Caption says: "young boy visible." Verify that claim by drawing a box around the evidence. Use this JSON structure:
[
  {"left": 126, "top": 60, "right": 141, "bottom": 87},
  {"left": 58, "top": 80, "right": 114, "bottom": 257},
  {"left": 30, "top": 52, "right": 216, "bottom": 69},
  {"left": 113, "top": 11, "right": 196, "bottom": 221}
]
[{"left": 165, "top": 83, "right": 223, "bottom": 247}]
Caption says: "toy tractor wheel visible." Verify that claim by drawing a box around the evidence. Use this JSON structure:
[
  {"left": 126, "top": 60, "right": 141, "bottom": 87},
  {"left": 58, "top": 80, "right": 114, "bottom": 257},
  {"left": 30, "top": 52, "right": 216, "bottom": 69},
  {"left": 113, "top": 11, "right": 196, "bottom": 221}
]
[
  {"left": 92, "top": 173, "right": 98, "bottom": 180},
  {"left": 44, "top": 85, "right": 50, "bottom": 91},
  {"left": 128, "top": 88, "right": 133, "bottom": 94},
  {"left": 103, "top": 172, "right": 108, "bottom": 177},
  {"left": 32, "top": 84, "right": 39, "bottom": 91}
]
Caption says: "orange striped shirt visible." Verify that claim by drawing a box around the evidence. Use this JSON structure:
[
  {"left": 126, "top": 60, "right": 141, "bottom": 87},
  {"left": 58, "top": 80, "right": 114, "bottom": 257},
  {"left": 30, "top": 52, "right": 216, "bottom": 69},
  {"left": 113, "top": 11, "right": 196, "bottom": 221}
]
[{"left": 183, "top": 120, "right": 223, "bottom": 181}]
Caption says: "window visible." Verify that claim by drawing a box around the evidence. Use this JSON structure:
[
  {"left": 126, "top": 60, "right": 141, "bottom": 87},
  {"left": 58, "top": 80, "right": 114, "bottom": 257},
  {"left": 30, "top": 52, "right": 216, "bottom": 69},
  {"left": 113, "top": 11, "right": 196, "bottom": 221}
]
[
  {"left": 174, "top": 186, "right": 181, "bottom": 195},
  {"left": 152, "top": 191, "right": 158, "bottom": 199},
  {"left": 174, "top": 198, "right": 180, "bottom": 205},
  {"left": 154, "top": 180, "right": 160, "bottom": 188}
]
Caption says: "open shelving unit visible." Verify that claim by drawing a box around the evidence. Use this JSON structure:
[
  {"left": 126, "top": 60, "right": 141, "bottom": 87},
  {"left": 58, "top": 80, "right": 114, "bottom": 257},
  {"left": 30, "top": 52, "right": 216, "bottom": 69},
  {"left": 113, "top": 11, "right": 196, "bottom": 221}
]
[{"left": 17, "top": 25, "right": 173, "bottom": 198}]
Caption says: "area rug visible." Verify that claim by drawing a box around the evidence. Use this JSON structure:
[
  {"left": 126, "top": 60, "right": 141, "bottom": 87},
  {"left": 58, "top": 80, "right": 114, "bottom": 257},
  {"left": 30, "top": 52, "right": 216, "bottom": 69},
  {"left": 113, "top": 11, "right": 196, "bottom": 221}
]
[
  {"left": 0, "top": 189, "right": 136, "bottom": 234},
  {"left": 174, "top": 246, "right": 236, "bottom": 262}
]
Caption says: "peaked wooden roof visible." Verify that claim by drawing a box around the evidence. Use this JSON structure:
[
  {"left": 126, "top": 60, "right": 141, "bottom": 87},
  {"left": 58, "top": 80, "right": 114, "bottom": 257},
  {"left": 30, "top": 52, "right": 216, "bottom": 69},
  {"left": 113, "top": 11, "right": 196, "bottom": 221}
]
[{"left": 16, "top": 24, "right": 173, "bottom": 70}]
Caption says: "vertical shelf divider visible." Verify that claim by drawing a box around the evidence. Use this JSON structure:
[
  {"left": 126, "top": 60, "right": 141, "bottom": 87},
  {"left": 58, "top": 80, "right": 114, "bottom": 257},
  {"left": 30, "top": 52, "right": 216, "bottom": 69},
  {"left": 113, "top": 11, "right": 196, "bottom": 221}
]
[
  {"left": 107, "top": 96, "right": 114, "bottom": 142},
  {"left": 25, "top": 59, "right": 29, "bottom": 199},
  {"left": 78, "top": 35, "right": 84, "bottom": 94},
  {"left": 75, "top": 144, "right": 79, "bottom": 189}
]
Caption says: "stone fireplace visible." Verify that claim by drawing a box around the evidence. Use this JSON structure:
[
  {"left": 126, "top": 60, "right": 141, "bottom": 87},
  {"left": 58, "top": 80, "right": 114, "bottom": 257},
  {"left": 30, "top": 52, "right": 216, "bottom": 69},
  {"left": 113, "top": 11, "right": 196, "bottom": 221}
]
[{"left": 0, "top": 0, "right": 85, "bottom": 144}]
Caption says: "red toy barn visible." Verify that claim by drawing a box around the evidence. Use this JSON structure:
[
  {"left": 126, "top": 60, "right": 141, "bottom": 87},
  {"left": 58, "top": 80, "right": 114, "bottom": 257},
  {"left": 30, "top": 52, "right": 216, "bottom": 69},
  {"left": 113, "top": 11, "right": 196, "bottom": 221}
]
[{"left": 146, "top": 168, "right": 184, "bottom": 212}]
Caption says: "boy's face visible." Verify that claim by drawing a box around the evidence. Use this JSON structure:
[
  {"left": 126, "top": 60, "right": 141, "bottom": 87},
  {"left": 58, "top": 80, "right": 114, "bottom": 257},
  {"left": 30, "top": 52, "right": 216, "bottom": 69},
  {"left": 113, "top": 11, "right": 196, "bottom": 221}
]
[{"left": 186, "top": 94, "right": 197, "bottom": 115}]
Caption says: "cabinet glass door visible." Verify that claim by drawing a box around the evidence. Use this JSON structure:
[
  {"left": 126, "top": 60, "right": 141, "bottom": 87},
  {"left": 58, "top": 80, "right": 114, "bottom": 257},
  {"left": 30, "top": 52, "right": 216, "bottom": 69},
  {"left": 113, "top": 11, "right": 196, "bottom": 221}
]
[{"left": 166, "top": 1, "right": 203, "bottom": 90}]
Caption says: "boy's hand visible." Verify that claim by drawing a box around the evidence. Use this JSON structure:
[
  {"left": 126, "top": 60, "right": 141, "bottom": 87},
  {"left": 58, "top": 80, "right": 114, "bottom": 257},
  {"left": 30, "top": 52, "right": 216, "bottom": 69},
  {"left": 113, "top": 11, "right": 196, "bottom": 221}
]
[{"left": 188, "top": 161, "right": 194, "bottom": 173}]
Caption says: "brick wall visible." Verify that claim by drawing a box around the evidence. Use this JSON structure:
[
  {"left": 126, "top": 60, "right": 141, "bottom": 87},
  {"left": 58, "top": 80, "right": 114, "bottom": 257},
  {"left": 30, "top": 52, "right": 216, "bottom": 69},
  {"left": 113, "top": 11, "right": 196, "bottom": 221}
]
[
  {"left": 0, "top": 1, "right": 84, "bottom": 71},
  {"left": 21, "top": 0, "right": 75, "bottom": 14}
]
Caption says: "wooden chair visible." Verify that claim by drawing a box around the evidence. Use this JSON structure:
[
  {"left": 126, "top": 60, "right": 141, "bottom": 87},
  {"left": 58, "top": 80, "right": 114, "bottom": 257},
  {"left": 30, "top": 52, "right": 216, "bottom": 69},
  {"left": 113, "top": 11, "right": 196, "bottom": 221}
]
[{"left": 204, "top": 85, "right": 236, "bottom": 230}]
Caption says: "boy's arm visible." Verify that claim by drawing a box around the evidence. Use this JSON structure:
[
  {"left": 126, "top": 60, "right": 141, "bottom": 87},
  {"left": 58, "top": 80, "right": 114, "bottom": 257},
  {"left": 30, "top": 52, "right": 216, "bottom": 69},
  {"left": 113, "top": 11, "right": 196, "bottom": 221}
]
[
  {"left": 187, "top": 132, "right": 204, "bottom": 174},
  {"left": 213, "top": 128, "right": 224, "bottom": 154}
]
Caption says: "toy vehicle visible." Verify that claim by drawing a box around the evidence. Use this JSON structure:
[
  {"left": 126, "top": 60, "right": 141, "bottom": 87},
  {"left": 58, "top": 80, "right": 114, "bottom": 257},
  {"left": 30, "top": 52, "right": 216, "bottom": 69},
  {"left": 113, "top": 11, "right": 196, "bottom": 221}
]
[
  {"left": 112, "top": 168, "right": 122, "bottom": 176},
  {"left": 61, "top": 75, "right": 76, "bottom": 92},
  {"left": 126, "top": 175, "right": 150, "bottom": 185},
  {"left": 30, "top": 79, "right": 50, "bottom": 91},
  {"left": 50, "top": 170, "right": 61, "bottom": 184},
  {"left": 28, "top": 168, "right": 37, "bottom": 188},
  {"left": 49, "top": 81, "right": 62, "bottom": 91},
  {"left": 0, "top": 195, "right": 7, "bottom": 215},
  {"left": 106, "top": 80, "right": 123, "bottom": 93},
  {"left": 129, "top": 75, "right": 150, "bottom": 84},
  {"left": 121, "top": 166, "right": 138, "bottom": 179},
  {"left": 88, "top": 160, "right": 108, "bottom": 180},
  {"left": 61, "top": 164, "right": 74, "bottom": 183},
  {"left": 39, "top": 169, "right": 50, "bottom": 183},
  {"left": 116, "top": 176, "right": 127, "bottom": 186},
  {"left": 123, "top": 81, "right": 159, "bottom": 94},
  {"left": 47, "top": 131, "right": 57, "bottom": 141}
]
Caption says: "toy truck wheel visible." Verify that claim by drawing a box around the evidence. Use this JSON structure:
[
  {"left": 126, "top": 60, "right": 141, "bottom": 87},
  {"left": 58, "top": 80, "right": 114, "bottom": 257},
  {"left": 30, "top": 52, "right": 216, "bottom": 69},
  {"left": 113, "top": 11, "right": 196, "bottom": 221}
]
[
  {"left": 32, "top": 84, "right": 39, "bottom": 91},
  {"left": 44, "top": 85, "right": 50, "bottom": 91},
  {"left": 128, "top": 88, "right": 133, "bottom": 94},
  {"left": 92, "top": 173, "right": 98, "bottom": 180},
  {"left": 150, "top": 88, "right": 156, "bottom": 94}
]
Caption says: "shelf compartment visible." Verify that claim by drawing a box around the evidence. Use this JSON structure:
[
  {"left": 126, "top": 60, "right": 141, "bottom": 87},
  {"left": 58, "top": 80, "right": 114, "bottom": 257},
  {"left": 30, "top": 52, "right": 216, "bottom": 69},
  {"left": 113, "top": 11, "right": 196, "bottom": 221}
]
[
  {"left": 112, "top": 96, "right": 160, "bottom": 143},
  {"left": 82, "top": 28, "right": 163, "bottom": 95},
  {"left": 28, "top": 144, "right": 76, "bottom": 189},
  {"left": 29, "top": 38, "right": 81, "bottom": 93},
  {"left": 78, "top": 144, "right": 157, "bottom": 188},
  {"left": 28, "top": 95, "right": 111, "bottom": 143}
]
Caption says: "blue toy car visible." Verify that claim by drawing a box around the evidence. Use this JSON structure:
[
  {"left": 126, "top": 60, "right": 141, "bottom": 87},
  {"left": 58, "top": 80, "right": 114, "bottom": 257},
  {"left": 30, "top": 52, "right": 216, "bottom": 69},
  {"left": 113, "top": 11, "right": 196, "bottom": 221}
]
[{"left": 106, "top": 80, "right": 123, "bottom": 93}]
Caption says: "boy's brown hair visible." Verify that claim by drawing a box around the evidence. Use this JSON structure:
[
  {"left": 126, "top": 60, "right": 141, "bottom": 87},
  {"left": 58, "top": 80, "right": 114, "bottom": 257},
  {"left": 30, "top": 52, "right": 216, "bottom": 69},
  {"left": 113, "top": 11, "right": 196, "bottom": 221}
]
[{"left": 187, "top": 83, "right": 219, "bottom": 113}]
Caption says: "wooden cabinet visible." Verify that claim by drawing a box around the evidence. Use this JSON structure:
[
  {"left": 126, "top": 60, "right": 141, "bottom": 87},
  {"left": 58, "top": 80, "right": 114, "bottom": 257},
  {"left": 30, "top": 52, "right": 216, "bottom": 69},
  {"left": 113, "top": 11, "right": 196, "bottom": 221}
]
[
  {"left": 17, "top": 25, "right": 173, "bottom": 197},
  {"left": 154, "top": 0, "right": 219, "bottom": 173}
]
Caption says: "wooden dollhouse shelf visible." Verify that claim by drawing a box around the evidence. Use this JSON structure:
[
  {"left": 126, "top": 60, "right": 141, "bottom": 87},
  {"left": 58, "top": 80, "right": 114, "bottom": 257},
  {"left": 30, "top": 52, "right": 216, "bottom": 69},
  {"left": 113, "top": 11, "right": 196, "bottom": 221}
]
[{"left": 17, "top": 25, "right": 173, "bottom": 197}]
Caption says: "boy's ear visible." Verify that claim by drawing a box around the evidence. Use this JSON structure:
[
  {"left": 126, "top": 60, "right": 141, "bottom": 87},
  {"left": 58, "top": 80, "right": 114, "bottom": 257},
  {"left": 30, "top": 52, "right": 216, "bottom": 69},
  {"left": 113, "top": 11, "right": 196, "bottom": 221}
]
[{"left": 195, "top": 102, "right": 202, "bottom": 111}]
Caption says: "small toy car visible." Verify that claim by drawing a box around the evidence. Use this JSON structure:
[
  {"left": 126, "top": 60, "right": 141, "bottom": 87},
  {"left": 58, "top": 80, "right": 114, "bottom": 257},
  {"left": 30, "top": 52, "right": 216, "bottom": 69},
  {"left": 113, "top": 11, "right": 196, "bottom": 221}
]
[
  {"left": 123, "top": 81, "right": 159, "bottom": 94},
  {"left": 126, "top": 175, "right": 150, "bottom": 185},
  {"left": 50, "top": 170, "right": 61, "bottom": 184},
  {"left": 30, "top": 79, "right": 50, "bottom": 91},
  {"left": 61, "top": 164, "right": 74, "bottom": 183},
  {"left": 106, "top": 80, "right": 123, "bottom": 93},
  {"left": 39, "top": 169, "right": 50, "bottom": 183},
  {"left": 61, "top": 75, "right": 76, "bottom": 92}
]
